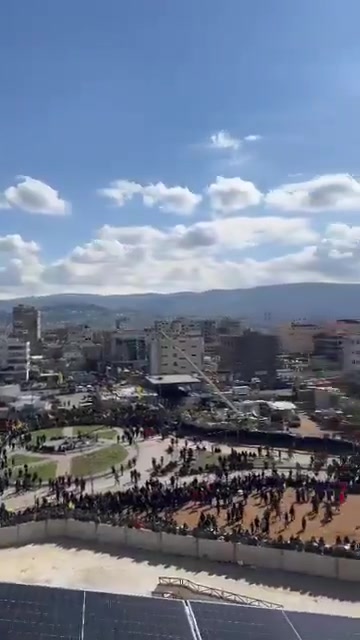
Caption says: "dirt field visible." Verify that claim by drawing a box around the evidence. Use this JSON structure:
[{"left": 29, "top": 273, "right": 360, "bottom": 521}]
[{"left": 174, "top": 489, "right": 360, "bottom": 544}]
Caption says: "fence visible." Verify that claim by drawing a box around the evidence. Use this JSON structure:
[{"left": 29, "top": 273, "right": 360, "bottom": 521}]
[{"left": 0, "top": 519, "right": 359, "bottom": 582}]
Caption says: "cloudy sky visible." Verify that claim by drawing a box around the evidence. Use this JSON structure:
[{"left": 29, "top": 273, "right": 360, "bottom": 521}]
[{"left": 1, "top": 0, "right": 360, "bottom": 298}]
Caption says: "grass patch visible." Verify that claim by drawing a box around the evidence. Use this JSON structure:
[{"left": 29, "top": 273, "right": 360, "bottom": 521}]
[
  {"left": 72, "top": 425, "right": 105, "bottom": 436},
  {"left": 70, "top": 444, "right": 127, "bottom": 477},
  {"left": 31, "top": 428, "right": 64, "bottom": 443},
  {"left": 30, "top": 461, "right": 57, "bottom": 481},
  {"left": 15, "top": 461, "right": 58, "bottom": 482},
  {"left": 11, "top": 453, "right": 43, "bottom": 466}
]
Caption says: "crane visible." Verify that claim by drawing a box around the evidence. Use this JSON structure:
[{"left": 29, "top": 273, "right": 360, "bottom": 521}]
[{"left": 159, "top": 330, "right": 250, "bottom": 423}]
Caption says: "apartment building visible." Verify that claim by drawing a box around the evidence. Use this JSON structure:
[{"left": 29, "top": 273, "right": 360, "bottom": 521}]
[
  {"left": 312, "top": 321, "right": 360, "bottom": 366},
  {"left": 218, "top": 330, "right": 279, "bottom": 383},
  {"left": 0, "top": 337, "right": 30, "bottom": 382},
  {"left": 110, "top": 329, "right": 148, "bottom": 370},
  {"left": 276, "top": 322, "right": 320, "bottom": 355},
  {"left": 342, "top": 334, "right": 360, "bottom": 373},
  {"left": 148, "top": 320, "right": 204, "bottom": 376}
]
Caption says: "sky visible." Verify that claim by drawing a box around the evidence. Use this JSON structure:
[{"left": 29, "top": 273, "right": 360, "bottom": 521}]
[{"left": 2, "top": 0, "right": 360, "bottom": 298}]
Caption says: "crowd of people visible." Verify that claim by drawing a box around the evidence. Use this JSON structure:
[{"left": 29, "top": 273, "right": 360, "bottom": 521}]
[
  {"left": 1, "top": 397, "right": 360, "bottom": 561},
  {"left": 0, "top": 457, "right": 359, "bottom": 559},
  {"left": 25, "top": 400, "right": 166, "bottom": 434}
]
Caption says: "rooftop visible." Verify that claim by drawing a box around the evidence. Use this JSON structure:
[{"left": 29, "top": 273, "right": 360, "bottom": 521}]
[{"left": 146, "top": 374, "right": 201, "bottom": 386}]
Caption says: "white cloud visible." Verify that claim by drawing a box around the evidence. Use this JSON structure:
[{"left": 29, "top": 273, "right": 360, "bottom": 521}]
[
  {"left": 208, "top": 216, "right": 318, "bottom": 248},
  {"left": 325, "top": 223, "right": 360, "bottom": 248},
  {"left": 141, "top": 182, "right": 202, "bottom": 215},
  {"left": 33, "top": 217, "right": 317, "bottom": 295},
  {"left": 244, "top": 134, "right": 262, "bottom": 142},
  {"left": 207, "top": 176, "right": 263, "bottom": 214},
  {"left": 2, "top": 176, "right": 69, "bottom": 215},
  {"left": 208, "top": 131, "right": 262, "bottom": 151},
  {"left": 266, "top": 173, "right": 360, "bottom": 213},
  {"left": 209, "top": 130, "right": 241, "bottom": 151},
  {"left": 0, "top": 234, "right": 43, "bottom": 292},
  {"left": 99, "top": 179, "right": 201, "bottom": 215},
  {"left": 97, "top": 180, "right": 142, "bottom": 207},
  {"left": 3, "top": 218, "right": 360, "bottom": 298}
]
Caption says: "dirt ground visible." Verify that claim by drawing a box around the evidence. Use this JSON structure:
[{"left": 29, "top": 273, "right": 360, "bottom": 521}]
[
  {"left": 174, "top": 489, "right": 360, "bottom": 544},
  {"left": 295, "top": 414, "right": 360, "bottom": 443},
  {"left": 292, "top": 415, "right": 333, "bottom": 438}
]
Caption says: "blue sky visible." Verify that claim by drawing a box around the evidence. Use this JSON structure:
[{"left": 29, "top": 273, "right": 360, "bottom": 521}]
[{"left": 1, "top": 0, "right": 360, "bottom": 297}]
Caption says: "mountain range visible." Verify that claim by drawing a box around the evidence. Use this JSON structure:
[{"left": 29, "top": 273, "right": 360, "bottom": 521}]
[{"left": 0, "top": 283, "right": 359, "bottom": 325}]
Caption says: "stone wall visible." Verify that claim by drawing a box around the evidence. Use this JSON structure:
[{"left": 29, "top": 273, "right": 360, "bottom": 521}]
[{"left": 0, "top": 520, "right": 358, "bottom": 582}]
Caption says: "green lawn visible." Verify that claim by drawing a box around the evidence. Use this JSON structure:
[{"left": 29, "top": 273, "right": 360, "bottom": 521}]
[
  {"left": 31, "top": 428, "right": 64, "bottom": 443},
  {"left": 11, "top": 453, "right": 43, "bottom": 466},
  {"left": 73, "top": 425, "right": 118, "bottom": 439},
  {"left": 15, "top": 461, "right": 58, "bottom": 482},
  {"left": 70, "top": 444, "right": 127, "bottom": 477},
  {"left": 73, "top": 425, "right": 105, "bottom": 436}
]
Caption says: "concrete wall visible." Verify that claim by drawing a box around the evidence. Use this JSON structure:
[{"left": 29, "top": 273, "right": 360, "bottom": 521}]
[{"left": 0, "top": 521, "right": 359, "bottom": 582}]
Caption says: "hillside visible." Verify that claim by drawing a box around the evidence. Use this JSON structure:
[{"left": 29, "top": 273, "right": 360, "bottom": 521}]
[{"left": 0, "top": 283, "right": 359, "bottom": 323}]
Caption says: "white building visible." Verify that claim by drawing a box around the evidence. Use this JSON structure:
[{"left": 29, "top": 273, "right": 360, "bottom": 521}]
[
  {"left": 0, "top": 337, "right": 30, "bottom": 382},
  {"left": 342, "top": 334, "right": 360, "bottom": 373},
  {"left": 276, "top": 322, "right": 320, "bottom": 354},
  {"left": 148, "top": 320, "right": 204, "bottom": 376}
]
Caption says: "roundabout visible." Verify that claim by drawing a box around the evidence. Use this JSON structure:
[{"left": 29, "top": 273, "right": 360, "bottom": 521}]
[{"left": 1, "top": 425, "right": 129, "bottom": 489}]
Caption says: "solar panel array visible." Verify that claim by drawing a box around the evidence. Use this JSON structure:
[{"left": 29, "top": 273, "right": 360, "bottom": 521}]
[
  {"left": 191, "top": 601, "right": 360, "bottom": 640},
  {"left": 84, "top": 591, "right": 195, "bottom": 640},
  {"left": 0, "top": 582, "right": 358, "bottom": 640},
  {"left": 0, "top": 582, "right": 83, "bottom": 639}
]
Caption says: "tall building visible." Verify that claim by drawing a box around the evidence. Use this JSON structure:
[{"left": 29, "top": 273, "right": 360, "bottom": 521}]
[
  {"left": 148, "top": 320, "right": 204, "bottom": 376},
  {"left": 12, "top": 305, "right": 41, "bottom": 349},
  {"left": 198, "top": 319, "right": 217, "bottom": 343},
  {"left": 110, "top": 330, "right": 147, "bottom": 369},
  {"left": 218, "top": 330, "right": 278, "bottom": 383}
]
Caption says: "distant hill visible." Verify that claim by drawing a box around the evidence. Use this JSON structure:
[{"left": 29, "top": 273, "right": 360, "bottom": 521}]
[{"left": 0, "top": 283, "right": 360, "bottom": 324}]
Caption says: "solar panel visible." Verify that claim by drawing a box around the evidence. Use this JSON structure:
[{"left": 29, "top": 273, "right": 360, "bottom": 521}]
[
  {"left": 0, "top": 582, "right": 83, "bottom": 640},
  {"left": 190, "top": 601, "right": 297, "bottom": 640},
  {"left": 0, "top": 580, "right": 358, "bottom": 640},
  {"left": 286, "top": 610, "right": 360, "bottom": 640},
  {"left": 84, "top": 591, "right": 195, "bottom": 640}
]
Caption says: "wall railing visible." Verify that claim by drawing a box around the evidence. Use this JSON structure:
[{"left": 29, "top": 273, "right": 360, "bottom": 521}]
[{"left": 157, "top": 576, "right": 282, "bottom": 609}]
